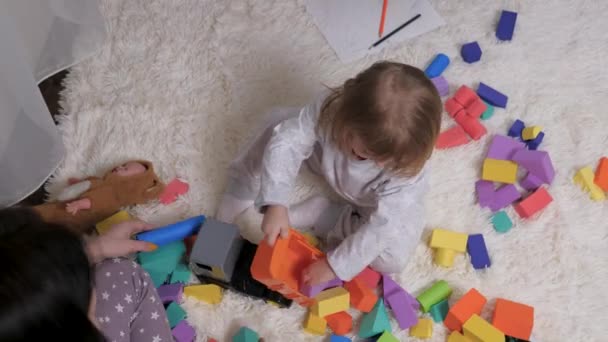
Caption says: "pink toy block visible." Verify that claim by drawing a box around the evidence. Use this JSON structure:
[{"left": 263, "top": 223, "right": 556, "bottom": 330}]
[
  {"left": 514, "top": 187, "right": 553, "bottom": 219},
  {"left": 520, "top": 173, "right": 544, "bottom": 191},
  {"left": 382, "top": 275, "right": 419, "bottom": 311},
  {"left": 158, "top": 283, "right": 184, "bottom": 304},
  {"left": 511, "top": 150, "right": 555, "bottom": 184},
  {"left": 453, "top": 85, "right": 478, "bottom": 107},
  {"left": 454, "top": 112, "right": 487, "bottom": 140},
  {"left": 386, "top": 290, "right": 419, "bottom": 329},
  {"left": 436, "top": 126, "right": 470, "bottom": 149},
  {"left": 172, "top": 320, "right": 196, "bottom": 342},
  {"left": 353, "top": 267, "right": 381, "bottom": 289},
  {"left": 475, "top": 180, "right": 495, "bottom": 208},
  {"left": 466, "top": 99, "right": 487, "bottom": 119},
  {"left": 301, "top": 277, "right": 343, "bottom": 298},
  {"left": 431, "top": 76, "right": 449, "bottom": 97},
  {"left": 486, "top": 135, "right": 526, "bottom": 160},
  {"left": 489, "top": 184, "right": 521, "bottom": 212},
  {"left": 160, "top": 178, "right": 190, "bottom": 205},
  {"left": 445, "top": 98, "right": 464, "bottom": 118}
]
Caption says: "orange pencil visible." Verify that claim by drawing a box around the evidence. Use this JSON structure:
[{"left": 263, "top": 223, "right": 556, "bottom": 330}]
[{"left": 379, "top": 0, "right": 389, "bottom": 37}]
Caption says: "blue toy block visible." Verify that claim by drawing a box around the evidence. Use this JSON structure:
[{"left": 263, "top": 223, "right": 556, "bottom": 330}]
[
  {"left": 429, "top": 298, "right": 449, "bottom": 323},
  {"left": 492, "top": 211, "right": 513, "bottom": 233},
  {"left": 467, "top": 234, "right": 491, "bottom": 269},
  {"left": 233, "top": 327, "right": 259, "bottom": 342},
  {"left": 477, "top": 83, "right": 508, "bottom": 108},
  {"left": 136, "top": 215, "right": 205, "bottom": 246},
  {"left": 330, "top": 335, "right": 351, "bottom": 342},
  {"left": 480, "top": 101, "right": 495, "bottom": 120},
  {"left": 496, "top": 10, "right": 518, "bottom": 41},
  {"left": 424, "top": 53, "right": 450, "bottom": 78},
  {"left": 170, "top": 263, "right": 192, "bottom": 284},
  {"left": 166, "top": 302, "right": 187, "bottom": 328},
  {"left": 461, "top": 41, "right": 482, "bottom": 63},
  {"left": 526, "top": 131, "right": 545, "bottom": 150},
  {"left": 358, "top": 299, "right": 391, "bottom": 339},
  {"left": 138, "top": 241, "right": 185, "bottom": 274},
  {"left": 508, "top": 119, "right": 525, "bottom": 139}
]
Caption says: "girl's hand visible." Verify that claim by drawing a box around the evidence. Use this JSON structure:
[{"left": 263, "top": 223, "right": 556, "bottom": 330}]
[
  {"left": 261, "top": 205, "right": 290, "bottom": 246},
  {"left": 302, "top": 258, "right": 338, "bottom": 286},
  {"left": 66, "top": 198, "right": 91, "bottom": 215},
  {"left": 87, "top": 220, "right": 157, "bottom": 264}
]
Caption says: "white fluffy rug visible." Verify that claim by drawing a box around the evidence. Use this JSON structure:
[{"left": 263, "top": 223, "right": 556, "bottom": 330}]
[{"left": 51, "top": 0, "right": 608, "bottom": 340}]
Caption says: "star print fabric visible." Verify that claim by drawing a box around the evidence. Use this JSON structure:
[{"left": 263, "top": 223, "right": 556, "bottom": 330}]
[{"left": 95, "top": 258, "right": 172, "bottom": 342}]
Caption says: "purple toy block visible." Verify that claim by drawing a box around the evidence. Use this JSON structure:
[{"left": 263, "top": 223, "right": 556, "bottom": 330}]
[
  {"left": 382, "top": 275, "right": 419, "bottom": 311},
  {"left": 486, "top": 135, "right": 526, "bottom": 160},
  {"left": 300, "top": 277, "right": 343, "bottom": 298},
  {"left": 467, "top": 234, "right": 491, "bottom": 269},
  {"left": 496, "top": 10, "right": 518, "bottom": 41},
  {"left": 431, "top": 76, "right": 449, "bottom": 97},
  {"left": 386, "top": 291, "right": 419, "bottom": 329},
  {"left": 157, "top": 283, "right": 184, "bottom": 304},
  {"left": 520, "top": 173, "right": 544, "bottom": 191},
  {"left": 526, "top": 131, "right": 545, "bottom": 150},
  {"left": 172, "top": 320, "right": 196, "bottom": 342},
  {"left": 489, "top": 184, "right": 521, "bottom": 212},
  {"left": 511, "top": 149, "right": 555, "bottom": 184},
  {"left": 461, "top": 41, "right": 482, "bottom": 63},
  {"left": 508, "top": 119, "right": 525, "bottom": 139},
  {"left": 476, "top": 180, "right": 495, "bottom": 208},
  {"left": 477, "top": 82, "right": 508, "bottom": 108}
]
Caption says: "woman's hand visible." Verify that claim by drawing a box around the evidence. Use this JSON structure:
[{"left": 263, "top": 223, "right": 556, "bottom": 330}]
[
  {"left": 86, "top": 220, "right": 157, "bottom": 264},
  {"left": 302, "top": 258, "right": 338, "bottom": 286},
  {"left": 261, "top": 205, "right": 290, "bottom": 245}
]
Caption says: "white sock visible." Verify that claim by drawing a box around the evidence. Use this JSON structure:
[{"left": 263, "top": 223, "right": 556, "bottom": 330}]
[
  {"left": 289, "top": 195, "right": 338, "bottom": 233},
  {"left": 216, "top": 193, "right": 254, "bottom": 223}
]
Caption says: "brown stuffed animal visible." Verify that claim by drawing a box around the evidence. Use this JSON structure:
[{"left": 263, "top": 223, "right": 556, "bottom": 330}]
[{"left": 34, "top": 160, "right": 164, "bottom": 233}]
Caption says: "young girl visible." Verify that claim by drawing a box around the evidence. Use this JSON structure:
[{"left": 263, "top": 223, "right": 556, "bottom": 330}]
[{"left": 217, "top": 61, "right": 442, "bottom": 285}]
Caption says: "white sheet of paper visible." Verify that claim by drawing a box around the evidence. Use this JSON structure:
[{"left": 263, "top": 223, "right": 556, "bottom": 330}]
[{"left": 305, "top": 0, "right": 445, "bottom": 62}]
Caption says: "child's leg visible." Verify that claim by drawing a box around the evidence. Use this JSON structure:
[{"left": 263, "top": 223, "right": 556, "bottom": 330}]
[
  {"left": 288, "top": 195, "right": 343, "bottom": 234},
  {"left": 94, "top": 258, "right": 172, "bottom": 342}
]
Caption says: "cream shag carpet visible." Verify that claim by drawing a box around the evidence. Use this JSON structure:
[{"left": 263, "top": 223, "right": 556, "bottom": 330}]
[{"left": 51, "top": 0, "right": 608, "bottom": 340}]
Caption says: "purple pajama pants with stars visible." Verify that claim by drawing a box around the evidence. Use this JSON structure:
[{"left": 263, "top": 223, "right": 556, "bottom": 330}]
[{"left": 94, "top": 258, "right": 173, "bottom": 342}]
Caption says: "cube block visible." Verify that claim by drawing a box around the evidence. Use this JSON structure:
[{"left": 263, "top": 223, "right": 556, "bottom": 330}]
[
  {"left": 463, "top": 314, "right": 505, "bottom": 342},
  {"left": 482, "top": 158, "right": 518, "bottom": 184},
  {"left": 461, "top": 41, "right": 482, "bottom": 63},
  {"left": 410, "top": 318, "right": 433, "bottom": 338},
  {"left": 477, "top": 83, "right": 508, "bottom": 108},
  {"left": 492, "top": 298, "right": 534, "bottom": 340},
  {"left": 431, "top": 76, "right": 449, "bottom": 97},
  {"left": 514, "top": 187, "right": 554, "bottom": 218},
  {"left": 353, "top": 267, "right": 381, "bottom": 288},
  {"left": 444, "top": 288, "right": 487, "bottom": 331},
  {"left": 491, "top": 211, "right": 513, "bottom": 233},
  {"left": 467, "top": 234, "right": 491, "bottom": 269},
  {"left": 311, "top": 287, "right": 350, "bottom": 317},
  {"left": 344, "top": 278, "right": 378, "bottom": 313},
  {"left": 508, "top": 119, "right": 525, "bottom": 138},
  {"left": 326, "top": 311, "right": 352, "bottom": 335}
]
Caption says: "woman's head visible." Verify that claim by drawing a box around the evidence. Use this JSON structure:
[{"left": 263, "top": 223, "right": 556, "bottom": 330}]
[
  {"left": 318, "top": 61, "right": 442, "bottom": 177},
  {"left": 0, "top": 207, "right": 103, "bottom": 341}
]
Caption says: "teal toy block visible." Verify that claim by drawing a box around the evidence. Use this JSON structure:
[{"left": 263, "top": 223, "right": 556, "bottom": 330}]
[
  {"left": 358, "top": 299, "right": 391, "bottom": 339},
  {"left": 170, "top": 263, "right": 192, "bottom": 284},
  {"left": 233, "top": 326, "right": 259, "bottom": 342},
  {"left": 166, "top": 302, "right": 187, "bottom": 328},
  {"left": 480, "top": 101, "right": 495, "bottom": 120},
  {"left": 147, "top": 268, "right": 170, "bottom": 287},
  {"left": 330, "top": 335, "right": 351, "bottom": 342},
  {"left": 429, "top": 298, "right": 449, "bottom": 323},
  {"left": 492, "top": 211, "right": 513, "bottom": 233},
  {"left": 138, "top": 241, "right": 185, "bottom": 274}
]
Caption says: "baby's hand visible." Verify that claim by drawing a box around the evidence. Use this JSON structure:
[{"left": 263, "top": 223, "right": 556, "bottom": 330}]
[
  {"left": 261, "top": 205, "right": 290, "bottom": 246},
  {"left": 302, "top": 258, "right": 338, "bottom": 286}
]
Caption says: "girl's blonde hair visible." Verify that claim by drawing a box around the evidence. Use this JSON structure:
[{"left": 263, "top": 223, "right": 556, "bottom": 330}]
[{"left": 318, "top": 61, "right": 442, "bottom": 178}]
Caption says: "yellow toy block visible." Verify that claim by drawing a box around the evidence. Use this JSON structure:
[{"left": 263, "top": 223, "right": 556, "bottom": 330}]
[
  {"left": 435, "top": 248, "right": 457, "bottom": 267},
  {"left": 448, "top": 331, "right": 473, "bottom": 342},
  {"left": 574, "top": 167, "right": 606, "bottom": 201},
  {"left": 409, "top": 318, "right": 433, "bottom": 338},
  {"left": 302, "top": 232, "right": 320, "bottom": 247},
  {"left": 311, "top": 287, "right": 349, "bottom": 317},
  {"left": 462, "top": 314, "right": 504, "bottom": 342},
  {"left": 95, "top": 210, "right": 131, "bottom": 235},
  {"left": 482, "top": 159, "right": 518, "bottom": 184},
  {"left": 521, "top": 126, "right": 542, "bottom": 140},
  {"left": 303, "top": 311, "right": 326, "bottom": 335},
  {"left": 183, "top": 284, "right": 223, "bottom": 304},
  {"left": 429, "top": 229, "right": 468, "bottom": 252}
]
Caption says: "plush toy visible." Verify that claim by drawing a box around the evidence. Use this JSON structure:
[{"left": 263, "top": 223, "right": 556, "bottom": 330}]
[{"left": 34, "top": 160, "right": 164, "bottom": 233}]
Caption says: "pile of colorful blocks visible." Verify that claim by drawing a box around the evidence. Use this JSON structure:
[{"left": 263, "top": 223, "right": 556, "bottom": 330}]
[{"left": 573, "top": 157, "right": 607, "bottom": 201}]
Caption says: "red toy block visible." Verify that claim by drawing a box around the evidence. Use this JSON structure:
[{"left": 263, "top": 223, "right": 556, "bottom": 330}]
[
  {"left": 514, "top": 187, "right": 553, "bottom": 219},
  {"left": 436, "top": 126, "right": 470, "bottom": 149},
  {"left": 344, "top": 278, "right": 378, "bottom": 313},
  {"left": 159, "top": 178, "right": 190, "bottom": 205},
  {"left": 453, "top": 85, "right": 478, "bottom": 107},
  {"left": 595, "top": 157, "right": 608, "bottom": 191},
  {"left": 352, "top": 267, "right": 381, "bottom": 289},
  {"left": 454, "top": 112, "right": 487, "bottom": 140},
  {"left": 466, "top": 99, "right": 487, "bottom": 119},
  {"left": 444, "top": 288, "right": 487, "bottom": 332},
  {"left": 492, "top": 298, "right": 534, "bottom": 340},
  {"left": 326, "top": 311, "right": 353, "bottom": 335},
  {"left": 445, "top": 98, "right": 464, "bottom": 117}
]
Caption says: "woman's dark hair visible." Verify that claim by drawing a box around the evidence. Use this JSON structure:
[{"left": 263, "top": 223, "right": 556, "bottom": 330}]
[{"left": 0, "top": 207, "right": 105, "bottom": 341}]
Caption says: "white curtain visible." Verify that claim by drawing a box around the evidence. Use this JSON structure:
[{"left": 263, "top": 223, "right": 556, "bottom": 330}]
[{"left": 0, "top": 0, "right": 106, "bottom": 207}]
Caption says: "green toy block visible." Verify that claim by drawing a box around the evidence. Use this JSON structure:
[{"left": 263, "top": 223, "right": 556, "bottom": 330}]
[
  {"left": 429, "top": 298, "right": 449, "bottom": 323},
  {"left": 146, "top": 268, "right": 170, "bottom": 287},
  {"left": 170, "top": 263, "right": 192, "bottom": 284},
  {"left": 166, "top": 302, "right": 187, "bottom": 328},
  {"left": 358, "top": 299, "right": 391, "bottom": 339},
  {"left": 138, "top": 241, "right": 185, "bottom": 274},
  {"left": 492, "top": 211, "right": 513, "bottom": 233},
  {"left": 480, "top": 100, "right": 495, "bottom": 120},
  {"left": 376, "top": 331, "right": 399, "bottom": 342},
  {"left": 416, "top": 280, "right": 452, "bottom": 312},
  {"left": 233, "top": 326, "right": 259, "bottom": 342}
]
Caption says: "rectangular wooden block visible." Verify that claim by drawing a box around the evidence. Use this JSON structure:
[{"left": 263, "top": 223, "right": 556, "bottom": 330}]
[
  {"left": 463, "top": 314, "right": 505, "bottom": 342},
  {"left": 477, "top": 83, "right": 508, "bottom": 108},
  {"left": 436, "top": 125, "right": 470, "bottom": 149},
  {"left": 95, "top": 210, "right": 131, "bottom": 235},
  {"left": 311, "top": 287, "right": 350, "bottom": 317},
  {"left": 467, "top": 234, "right": 491, "bottom": 269},
  {"left": 482, "top": 158, "right": 518, "bottom": 184},
  {"left": 184, "top": 284, "right": 223, "bottom": 304},
  {"left": 444, "top": 288, "right": 487, "bottom": 331},
  {"left": 496, "top": 10, "right": 518, "bottom": 41},
  {"left": 514, "top": 187, "right": 554, "bottom": 218},
  {"left": 303, "top": 311, "right": 327, "bottom": 335},
  {"left": 409, "top": 318, "right": 433, "bottom": 338},
  {"left": 492, "top": 298, "right": 534, "bottom": 340},
  {"left": 595, "top": 157, "right": 608, "bottom": 191},
  {"left": 429, "top": 229, "right": 468, "bottom": 252}
]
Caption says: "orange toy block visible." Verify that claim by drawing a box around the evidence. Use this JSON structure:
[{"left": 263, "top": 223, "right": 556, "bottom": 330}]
[
  {"left": 251, "top": 228, "right": 324, "bottom": 307},
  {"left": 436, "top": 126, "right": 470, "bottom": 149},
  {"left": 352, "top": 267, "right": 381, "bottom": 288},
  {"left": 326, "top": 311, "right": 353, "bottom": 335},
  {"left": 454, "top": 112, "right": 487, "bottom": 140},
  {"left": 514, "top": 187, "right": 553, "bottom": 219},
  {"left": 344, "top": 278, "right": 378, "bottom": 313},
  {"left": 595, "top": 157, "right": 608, "bottom": 191},
  {"left": 444, "top": 288, "right": 487, "bottom": 332},
  {"left": 492, "top": 298, "right": 534, "bottom": 340}
]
